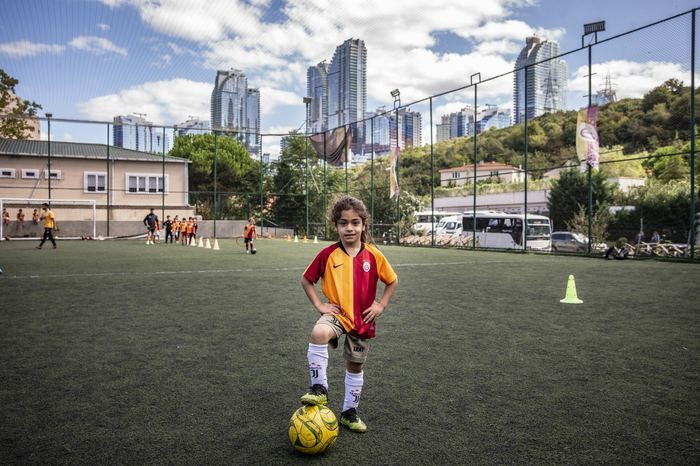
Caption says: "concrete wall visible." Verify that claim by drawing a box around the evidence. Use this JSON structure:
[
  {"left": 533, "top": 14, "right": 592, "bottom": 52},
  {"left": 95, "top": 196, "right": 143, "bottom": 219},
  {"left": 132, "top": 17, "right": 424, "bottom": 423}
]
[{"left": 2, "top": 220, "right": 292, "bottom": 239}]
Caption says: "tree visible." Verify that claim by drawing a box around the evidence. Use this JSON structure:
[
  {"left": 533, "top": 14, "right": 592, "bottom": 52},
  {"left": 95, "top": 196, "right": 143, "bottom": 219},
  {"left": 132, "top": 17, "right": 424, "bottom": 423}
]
[
  {"left": 547, "top": 168, "right": 617, "bottom": 231},
  {"left": 0, "top": 68, "right": 42, "bottom": 139},
  {"left": 169, "top": 133, "right": 260, "bottom": 219}
]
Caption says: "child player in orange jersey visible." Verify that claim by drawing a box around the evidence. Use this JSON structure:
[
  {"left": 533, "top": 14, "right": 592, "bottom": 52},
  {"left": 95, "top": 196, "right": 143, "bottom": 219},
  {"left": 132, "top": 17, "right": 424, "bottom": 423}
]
[
  {"left": 299, "top": 195, "right": 398, "bottom": 433},
  {"left": 243, "top": 217, "right": 256, "bottom": 254},
  {"left": 180, "top": 218, "right": 189, "bottom": 245}
]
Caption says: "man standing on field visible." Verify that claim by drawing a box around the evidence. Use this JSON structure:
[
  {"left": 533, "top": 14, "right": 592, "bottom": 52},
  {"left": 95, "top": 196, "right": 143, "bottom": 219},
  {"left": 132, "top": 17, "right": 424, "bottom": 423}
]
[
  {"left": 36, "top": 203, "right": 56, "bottom": 249},
  {"left": 143, "top": 208, "right": 158, "bottom": 245}
]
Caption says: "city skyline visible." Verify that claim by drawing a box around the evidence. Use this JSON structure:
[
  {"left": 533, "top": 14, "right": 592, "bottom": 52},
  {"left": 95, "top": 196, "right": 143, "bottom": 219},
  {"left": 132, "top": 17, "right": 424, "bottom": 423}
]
[{"left": 0, "top": 0, "right": 697, "bottom": 157}]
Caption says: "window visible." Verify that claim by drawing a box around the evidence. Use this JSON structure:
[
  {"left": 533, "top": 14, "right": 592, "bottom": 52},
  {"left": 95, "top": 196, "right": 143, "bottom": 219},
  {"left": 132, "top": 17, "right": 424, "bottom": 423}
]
[
  {"left": 0, "top": 168, "right": 15, "bottom": 178},
  {"left": 452, "top": 171, "right": 459, "bottom": 179},
  {"left": 126, "top": 174, "right": 167, "bottom": 194},
  {"left": 43, "top": 169, "right": 62, "bottom": 180},
  {"left": 21, "top": 169, "right": 40, "bottom": 179},
  {"left": 84, "top": 172, "right": 107, "bottom": 193}
]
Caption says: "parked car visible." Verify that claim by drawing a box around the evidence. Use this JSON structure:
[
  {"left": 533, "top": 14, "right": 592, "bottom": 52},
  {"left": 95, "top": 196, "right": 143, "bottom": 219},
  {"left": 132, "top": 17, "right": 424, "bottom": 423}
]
[{"left": 551, "top": 231, "right": 606, "bottom": 253}]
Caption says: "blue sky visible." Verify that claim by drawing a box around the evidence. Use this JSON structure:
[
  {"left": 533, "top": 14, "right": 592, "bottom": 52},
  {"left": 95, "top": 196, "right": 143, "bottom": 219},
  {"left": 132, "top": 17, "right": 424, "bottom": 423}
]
[{"left": 1, "top": 0, "right": 697, "bottom": 154}]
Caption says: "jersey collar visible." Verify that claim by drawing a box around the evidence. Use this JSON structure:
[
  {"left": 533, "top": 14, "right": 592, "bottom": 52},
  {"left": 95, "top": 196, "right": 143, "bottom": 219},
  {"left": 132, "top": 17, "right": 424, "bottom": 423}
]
[{"left": 337, "top": 241, "right": 365, "bottom": 257}]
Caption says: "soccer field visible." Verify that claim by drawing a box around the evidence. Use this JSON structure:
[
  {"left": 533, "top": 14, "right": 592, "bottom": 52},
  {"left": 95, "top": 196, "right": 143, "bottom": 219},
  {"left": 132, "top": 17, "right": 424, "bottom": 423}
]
[{"left": 1, "top": 239, "right": 698, "bottom": 464}]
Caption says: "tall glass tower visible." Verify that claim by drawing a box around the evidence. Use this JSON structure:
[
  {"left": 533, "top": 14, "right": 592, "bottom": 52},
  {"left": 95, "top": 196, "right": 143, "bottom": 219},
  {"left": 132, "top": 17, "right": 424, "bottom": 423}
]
[
  {"left": 327, "top": 38, "right": 367, "bottom": 150},
  {"left": 307, "top": 61, "right": 329, "bottom": 134},
  {"left": 513, "top": 36, "right": 567, "bottom": 124},
  {"left": 210, "top": 69, "right": 260, "bottom": 155}
]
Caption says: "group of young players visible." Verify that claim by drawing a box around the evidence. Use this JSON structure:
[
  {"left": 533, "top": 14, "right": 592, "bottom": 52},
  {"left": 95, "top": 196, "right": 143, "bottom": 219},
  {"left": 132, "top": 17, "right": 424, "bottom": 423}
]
[
  {"left": 142, "top": 209, "right": 257, "bottom": 253},
  {"left": 143, "top": 209, "right": 198, "bottom": 245}
]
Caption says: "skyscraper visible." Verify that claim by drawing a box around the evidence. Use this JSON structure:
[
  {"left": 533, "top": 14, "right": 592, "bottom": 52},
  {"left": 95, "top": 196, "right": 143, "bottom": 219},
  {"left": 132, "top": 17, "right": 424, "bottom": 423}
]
[
  {"left": 307, "top": 61, "right": 329, "bottom": 134},
  {"left": 327, "top": 38, "right": 367, "bottom": 151},
  {"left": 210, "top": 69, "right": 260, "bottom": 156},
  {"left": 513, "top": 36, "right": 567, "bottom": 124},
  {"left": 113, "top": 114, "right": 171, "bottom": 153},
  {"left": 175, "top": 117, "right": 209, "bottom": 137}
]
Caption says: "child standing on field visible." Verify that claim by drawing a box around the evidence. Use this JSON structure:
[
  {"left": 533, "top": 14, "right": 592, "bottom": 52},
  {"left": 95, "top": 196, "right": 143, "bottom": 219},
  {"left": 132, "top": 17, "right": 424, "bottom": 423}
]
[
  {"left": 243, "top": 217, "right": 256, "bottom": 253},
  {"left": 300, "top": 195, "right": 398, "bottom": 433}
]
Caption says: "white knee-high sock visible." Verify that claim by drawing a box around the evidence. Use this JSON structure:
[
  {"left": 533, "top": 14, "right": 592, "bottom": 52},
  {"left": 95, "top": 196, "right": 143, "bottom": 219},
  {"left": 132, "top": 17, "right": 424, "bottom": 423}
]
[
  {"left": 307, "top": 343, "right": 329, "bottom": 388},
  {"left": 342, "top": 370, "right": 364, "bottom": 412}
]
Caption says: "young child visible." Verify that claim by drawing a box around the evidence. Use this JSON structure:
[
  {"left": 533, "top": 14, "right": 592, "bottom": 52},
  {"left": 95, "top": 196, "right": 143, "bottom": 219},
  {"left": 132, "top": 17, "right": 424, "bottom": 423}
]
[
  {"left": 180, "top": 218, "right": 189, "bottom": 245},
  {"left": 187, "top": 217, "right": 195, "bottom": 245},
  {"left": 173, "top": 216, "right": 180, "bottom": 243},
  {"left": 32, "top": 209, "right": 40, "bottom": 224},
  {"left": 300, "top": 195, "right": 398, "bottom": 433},
  {"left": 243, "top": 218, "right": 256, "bottom": 253}
]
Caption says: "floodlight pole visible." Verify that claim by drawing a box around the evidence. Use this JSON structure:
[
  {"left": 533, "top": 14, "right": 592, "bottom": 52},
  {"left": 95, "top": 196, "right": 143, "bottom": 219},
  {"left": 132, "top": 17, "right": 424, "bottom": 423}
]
[
  {"left": 582, "top": 21, "right": 605, "bottom": 255},
  {"left": 471, "top": 73, "right": 480, "bottom": 249}
]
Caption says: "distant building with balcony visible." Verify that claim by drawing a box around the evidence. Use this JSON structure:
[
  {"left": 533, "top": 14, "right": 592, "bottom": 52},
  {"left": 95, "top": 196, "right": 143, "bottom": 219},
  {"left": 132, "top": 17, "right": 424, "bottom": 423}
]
[{"left": 439, "top": 161, "right": 524, "bottom": 187}]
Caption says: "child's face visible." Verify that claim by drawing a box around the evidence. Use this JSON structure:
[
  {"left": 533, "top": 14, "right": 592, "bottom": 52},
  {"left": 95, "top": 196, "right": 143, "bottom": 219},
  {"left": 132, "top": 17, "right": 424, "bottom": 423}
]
[{"left": 336, "top": 208, "right": 364, "bottom": 246}]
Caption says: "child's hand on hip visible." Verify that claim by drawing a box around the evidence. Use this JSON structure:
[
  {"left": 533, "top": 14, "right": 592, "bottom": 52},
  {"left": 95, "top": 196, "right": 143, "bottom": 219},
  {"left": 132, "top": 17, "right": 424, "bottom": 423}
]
[
  {"left": 317, "top": 303, "right": 340, "bottom": 315},
  {"left": 362, "top": 301, "right": 385, "bottom": 323}
]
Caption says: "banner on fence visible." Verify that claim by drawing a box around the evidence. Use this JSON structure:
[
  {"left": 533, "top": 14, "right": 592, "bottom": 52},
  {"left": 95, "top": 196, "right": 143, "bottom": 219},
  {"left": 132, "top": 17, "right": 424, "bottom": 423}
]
[
  {"left": 390, "top": 145, "right": 399, "bottom": 198},
  {"left": 309, "top": 126, "right": 352, "bottom": 167},
  {"left": 576, "top": 106, "right": 600, "bottom": 169}
]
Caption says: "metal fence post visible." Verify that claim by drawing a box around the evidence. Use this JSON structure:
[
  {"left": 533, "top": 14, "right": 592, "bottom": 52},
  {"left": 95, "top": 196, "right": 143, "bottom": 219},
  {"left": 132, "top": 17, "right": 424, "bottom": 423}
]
[
  {"left": 162, "top": 126, "right": 165, "bottom": 222},
  {"left": 524, "top": 66, "right": 529, "bottom": 252},
  {"left": 587, "top": 44, "right": 593, "bottom": 255},
  {"left": 370, "top": 117, "right": 375, "bottom": 239},
  {"left": 106, "top": 123, "right": 110, "bottom": 237},
  {"left": 429, "top": 97, "right": 435, "bottom": 247},
  {"left": 213, "top": 131, "right": 217, "bottom": 238},
  {"left": 689, "top": 9, "right": 696, "bottom": 259},
  {"left": 323, "top": 131, "right": 327, "bottom": 238}
]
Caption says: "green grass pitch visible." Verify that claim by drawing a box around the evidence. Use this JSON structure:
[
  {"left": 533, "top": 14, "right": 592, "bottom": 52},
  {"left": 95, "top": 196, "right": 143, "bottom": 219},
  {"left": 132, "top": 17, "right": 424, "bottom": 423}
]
[{"left": 1, "top": 239, "right": 698, "bottom": 463}]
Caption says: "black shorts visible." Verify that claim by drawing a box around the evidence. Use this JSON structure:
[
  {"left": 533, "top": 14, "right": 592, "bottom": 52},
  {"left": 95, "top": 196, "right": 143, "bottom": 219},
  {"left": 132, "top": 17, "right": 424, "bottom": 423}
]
[
  {"left": 244, "top": 237, "right": 253, "bottom": 243},
  {"left": 147, "top": 227, "right": 156, "bottom": 233}
]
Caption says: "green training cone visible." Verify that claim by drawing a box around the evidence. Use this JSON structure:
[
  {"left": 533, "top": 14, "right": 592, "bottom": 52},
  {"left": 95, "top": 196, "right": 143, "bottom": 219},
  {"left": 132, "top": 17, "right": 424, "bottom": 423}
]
[{"left": 560, "top": 274, "right": 583, "bottom": 304}]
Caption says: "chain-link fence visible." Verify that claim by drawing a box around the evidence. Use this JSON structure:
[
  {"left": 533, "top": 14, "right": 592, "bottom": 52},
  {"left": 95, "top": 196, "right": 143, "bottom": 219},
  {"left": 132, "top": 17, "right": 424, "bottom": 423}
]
[{"left": 1, "top": 8, "right": 697, "bottom": 259}]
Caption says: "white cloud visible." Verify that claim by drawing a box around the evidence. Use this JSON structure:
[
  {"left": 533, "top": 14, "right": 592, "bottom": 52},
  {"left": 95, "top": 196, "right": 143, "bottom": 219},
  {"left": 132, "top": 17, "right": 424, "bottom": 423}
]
[
  {"left": 78, "top": 78, "right": 211, "bottom": 124},
  {"left": 569, "top": 60, "right": 690, "bottom": 100},
  {"left": 0, "top": 40, "right": 65, "bottom": 57},
  {"left": 259, "top": 87, "right": 300, "bottom": 115},
  {"left": 97, "top": 23, "right": 110, "bottom": 31},
  {"left": 69, "top": 36, "right": 127, "bottom": 56},
  {"left": 104, "top": 0, "right": 544, "bottom": 103}
]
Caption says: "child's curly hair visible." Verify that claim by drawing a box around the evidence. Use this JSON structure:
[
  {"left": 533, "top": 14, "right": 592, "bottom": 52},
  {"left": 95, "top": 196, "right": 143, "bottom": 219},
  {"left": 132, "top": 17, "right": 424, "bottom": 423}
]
[{"left": 329, "top": 195, "right": 373, "bottom": 244}]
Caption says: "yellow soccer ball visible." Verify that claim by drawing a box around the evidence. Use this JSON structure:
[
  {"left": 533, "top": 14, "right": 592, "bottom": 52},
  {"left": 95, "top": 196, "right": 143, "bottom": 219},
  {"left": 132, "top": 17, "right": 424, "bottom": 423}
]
[{"left": 288, "top": 404, "right": 339, "bottom": 455}]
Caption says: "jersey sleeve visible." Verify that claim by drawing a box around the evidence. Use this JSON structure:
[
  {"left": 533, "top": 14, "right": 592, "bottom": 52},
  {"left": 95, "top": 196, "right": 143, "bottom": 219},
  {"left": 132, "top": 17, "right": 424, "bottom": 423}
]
[
  {"left": 303, "top": 249, "right": 328, "bottom": 284},
  {"left": 374, "top": 249, "right": 397, "bottom": 285}
]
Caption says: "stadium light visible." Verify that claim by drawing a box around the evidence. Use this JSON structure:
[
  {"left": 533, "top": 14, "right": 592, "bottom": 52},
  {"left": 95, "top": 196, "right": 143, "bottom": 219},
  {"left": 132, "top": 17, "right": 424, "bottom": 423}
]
[
  {"left": 390, "top": 89, "right": 400, "bottom": 108},
  {"left": 582, "top": 20, "right": 605, "bottom": 47}
]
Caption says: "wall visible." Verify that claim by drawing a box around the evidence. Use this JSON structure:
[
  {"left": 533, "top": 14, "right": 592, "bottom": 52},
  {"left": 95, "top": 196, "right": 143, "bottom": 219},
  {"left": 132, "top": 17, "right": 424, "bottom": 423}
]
[
  {"left": 0, "top": 155, "right": 189, "bottom": 211},
  {"left": 1, "top": 219, "right": 292, "bottom": 239}
]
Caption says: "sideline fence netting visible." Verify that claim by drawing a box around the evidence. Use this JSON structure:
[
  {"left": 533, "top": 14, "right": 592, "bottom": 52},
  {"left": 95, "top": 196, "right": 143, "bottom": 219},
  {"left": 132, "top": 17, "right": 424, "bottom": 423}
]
[{"left": 0, "top": 8, "right": 697, "bottom": 259}]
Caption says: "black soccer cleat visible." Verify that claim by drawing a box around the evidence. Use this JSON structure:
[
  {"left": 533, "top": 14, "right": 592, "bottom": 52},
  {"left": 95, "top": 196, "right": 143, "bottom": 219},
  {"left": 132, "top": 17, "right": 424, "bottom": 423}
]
[
  {"left": 340, "top": 408, "right": 367, "bottom": 433},
  {"left": 300, "top": 384, "right": 328, "bottom": 406}
]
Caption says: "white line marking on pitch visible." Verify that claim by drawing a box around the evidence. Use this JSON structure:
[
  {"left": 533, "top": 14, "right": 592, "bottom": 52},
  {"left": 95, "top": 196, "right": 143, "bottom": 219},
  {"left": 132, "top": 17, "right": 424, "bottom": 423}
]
[{"left": 1, "top": 260, "right": 518, "bottom": 280}]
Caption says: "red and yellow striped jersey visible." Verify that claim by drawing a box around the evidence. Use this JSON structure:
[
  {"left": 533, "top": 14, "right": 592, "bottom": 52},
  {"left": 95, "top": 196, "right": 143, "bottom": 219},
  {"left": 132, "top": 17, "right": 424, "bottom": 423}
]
[
  {"left": 303, "top": 242, "right": 397, "bottom": 339},
  {"left": 244, "top": 224, "right": 256, "bottom": 239}
]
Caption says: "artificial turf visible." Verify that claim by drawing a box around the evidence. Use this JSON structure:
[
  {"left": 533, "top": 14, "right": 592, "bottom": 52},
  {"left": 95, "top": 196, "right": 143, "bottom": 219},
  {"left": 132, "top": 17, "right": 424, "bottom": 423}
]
[{"left": 0, "top": 239, "right": 698, "bottom": 464}]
